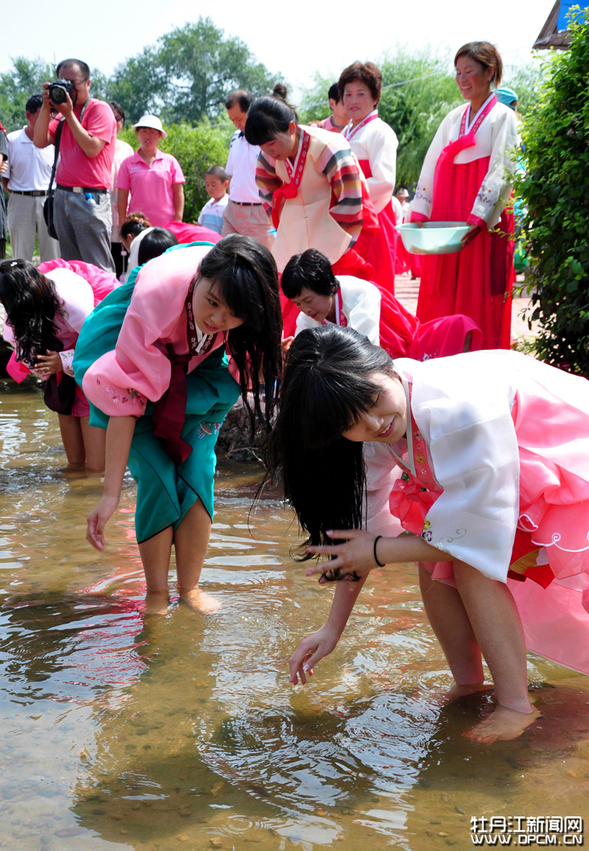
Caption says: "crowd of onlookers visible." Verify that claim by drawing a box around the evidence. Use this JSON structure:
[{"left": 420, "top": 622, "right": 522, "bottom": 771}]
[{"left": 0, "top": 57, "right": 283, "bottom": 279}]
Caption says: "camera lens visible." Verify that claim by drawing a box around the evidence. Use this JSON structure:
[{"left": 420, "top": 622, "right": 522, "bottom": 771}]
[{"left": 50, "top": 87, "right": 64, "bottom": 104}]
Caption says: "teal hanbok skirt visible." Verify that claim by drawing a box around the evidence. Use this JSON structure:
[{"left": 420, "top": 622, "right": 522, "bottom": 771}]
[{"left": 73, "top": 248, "right": 240, "bottom": 542}]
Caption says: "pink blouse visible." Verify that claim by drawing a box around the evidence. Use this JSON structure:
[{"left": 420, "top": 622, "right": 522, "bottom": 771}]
[{"left": 83, "top": 245, "right": 225, "bottom": 418}]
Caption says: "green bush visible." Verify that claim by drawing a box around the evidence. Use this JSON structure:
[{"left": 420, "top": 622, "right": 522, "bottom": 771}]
[
  {"left": 119, "top": 121, "right": 230, "bottom": 223},
  {"left": 516, "top": 15, "right": 589, "bottom": 376}
]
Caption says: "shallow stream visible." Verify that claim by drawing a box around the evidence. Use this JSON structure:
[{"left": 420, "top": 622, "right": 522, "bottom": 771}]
[{"left": 1, "top": 381, "right": 588, "bottom": 850}]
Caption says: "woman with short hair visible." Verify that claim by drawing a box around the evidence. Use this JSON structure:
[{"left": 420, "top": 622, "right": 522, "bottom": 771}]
[
  {"left": 339, "top": 61, "right": 399, "bottom": 292},
  {"left": 411, "top": 41, "right": 518, "bottom": 349}
]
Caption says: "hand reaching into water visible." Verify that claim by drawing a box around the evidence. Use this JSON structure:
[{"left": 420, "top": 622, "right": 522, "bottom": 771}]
[
  {"left": 289, "top": 623, "right": 341, "bottom": 685},
  {"left": 86, "top": 495, "right": 119, "bottom": 551}
]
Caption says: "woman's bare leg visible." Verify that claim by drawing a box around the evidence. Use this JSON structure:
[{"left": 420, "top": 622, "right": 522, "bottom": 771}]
[
  {"left": 173, "top": 499, "right": 221, "bottom": 613},
  {"left": 57, "top": 413, "right": 86, "bottom": 470},
  {"left": 138, "top": 527, "right": 174, "bottom": 614},
  {"left": 79, "top": 416, "right": 106, "bottom": 473},
  {"left": 419, "top": 563, "right": 485, "bottom": 694},
  {"left": 452, "top": 559, "right": 539, "bottom": 742}
]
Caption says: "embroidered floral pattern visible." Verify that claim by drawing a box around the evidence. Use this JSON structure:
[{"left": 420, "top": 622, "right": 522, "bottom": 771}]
[
  {"left": 197, "top": 421, "right": 221, "bottom": 439},
  {"left": 475, "top": 182, "right": 497, "bottom": 207},
  {"left": 96, "top": 377, "right": 147, "bottom": 409},
  {"left": 413, "top": 185, "right": 432, "bottom": 206},
  {"left": 58, "top": 349, "right": 76, "bottom": 377}
]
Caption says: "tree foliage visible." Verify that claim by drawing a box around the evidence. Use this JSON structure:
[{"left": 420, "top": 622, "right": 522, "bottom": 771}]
[
  {"left": 108, "top": 18, "right": 279, "bottom": 125},
  {"left": 299, "top": 49, "right": 543, "bottom": 189},
  {"left": 297, "top": 54, "right": 459, "bottom": 187},
  {"left": 0, "top": 57, "right": 53, "bottom": 130},
  {"left": 515, "top": 16, "right": 589, "bottom": 376}
]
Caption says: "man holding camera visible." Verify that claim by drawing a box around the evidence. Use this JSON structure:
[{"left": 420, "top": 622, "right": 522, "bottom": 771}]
[{"left": 34, "top": 58, "right": 116, "bottom": 272}]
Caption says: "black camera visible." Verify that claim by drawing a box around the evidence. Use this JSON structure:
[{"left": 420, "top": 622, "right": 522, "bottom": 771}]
[{"left": 48, "top": 79, "right": 75, "bottom": 105}]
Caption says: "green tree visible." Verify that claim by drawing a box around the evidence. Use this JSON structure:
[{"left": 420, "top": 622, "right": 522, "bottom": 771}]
[
  {"left": 0, "top": 57, "right": 54, "bottom": 131},
  {"left": 515, "top": 15, "right": 589, "bottom": 376},
  {"left": 378, "top": 51, "right": 461, "bottom": 187},
  {"left": 108, "top": 18, "right": 280, "bottom": 125},
  {"left": 299, "top": 51, "right": 543, "bottom": 191},
  {"left": 298, "top": 52, "right": 462, "bottom": 188}
]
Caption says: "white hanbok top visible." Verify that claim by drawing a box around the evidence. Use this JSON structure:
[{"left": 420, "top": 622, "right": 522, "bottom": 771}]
[
  {"left": 411, "top": 98, "right": 519, "bottom": 228},
  {"left": 295, "top": 276, "right": 381, "bottom": 346},
  {"left": 345, "top": 113, "right": 398, "bottom": 214},
  {"left": 365, "top": 350, "right": 589, "bottom": 582}
]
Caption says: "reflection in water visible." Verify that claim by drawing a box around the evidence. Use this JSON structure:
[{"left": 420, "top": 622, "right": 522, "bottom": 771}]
[{"left": 0, "top": 381, "right": 588, "bottom": 850}]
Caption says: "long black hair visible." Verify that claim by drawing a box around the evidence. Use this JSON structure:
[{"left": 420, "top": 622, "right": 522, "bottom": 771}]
[
  {"left": 0, "top": 259, "right": 61, "bottom": 364},
  {"left": 281, "top": 249, "right": 339, "bottom": 299},
  {"left": 244, "top": 84, "right": 298, "bottom": 146},
  {"left": 270, "top": 324, "right": 397, "bottom": 557},
  {"left": 198, "top": 234, "right": 282, "bottom": 431}
]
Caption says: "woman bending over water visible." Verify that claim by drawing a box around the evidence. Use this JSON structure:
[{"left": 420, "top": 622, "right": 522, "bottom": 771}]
[
  {"left": 272, "top": 325, "right": 589, "bottom": 742},
  {"left": 75, "top": 236, "right": 282, "bottom": 613}
]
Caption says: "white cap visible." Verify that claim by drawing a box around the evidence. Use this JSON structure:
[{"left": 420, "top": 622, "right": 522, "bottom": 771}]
[{"left": 133, "top": 114, "right": 167, "bottom": 138}]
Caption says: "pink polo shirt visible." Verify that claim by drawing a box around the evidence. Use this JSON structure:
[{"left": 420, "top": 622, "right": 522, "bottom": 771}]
[
  {"left": 117, "top": 149, "right": 185, "bottom": 227},
  {"left": 49, "top": 99, "right": 116, "bottom": 189}
]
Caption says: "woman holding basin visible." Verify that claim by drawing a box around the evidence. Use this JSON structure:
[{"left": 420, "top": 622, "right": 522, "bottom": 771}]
[{"left": 410, "top": 42, "right": 518, "bottom": 349}]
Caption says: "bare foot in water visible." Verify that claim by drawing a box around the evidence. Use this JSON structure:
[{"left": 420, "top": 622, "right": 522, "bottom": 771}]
[
  {"left": 444, "top": 682, "right": 493, "bottom": 703},
  {"left": 464, "top": 705, "right": 541, "bottom": 743},
  {"left": 144, "top": 590, "right": 170, "bottom": 616},
  {"left": 59, "top": 463, "right": 87, "bottom": 478},
  {"left": 179, "top": 588, "right": 222, "bottom": 614}
]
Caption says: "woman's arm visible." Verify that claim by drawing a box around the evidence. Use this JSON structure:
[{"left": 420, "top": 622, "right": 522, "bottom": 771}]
[
  {"left": 305, "top": 528, "right": 451, "bottom": 580},
  {"left": 363, "top": 121, "right": 398, "bottom": 214},
  {"left": 86, "top": 415, "right": 136, "bottom": 550},
  {"left": 255, "top": 151, "right": 282, "bottom": 218},
  {"left": 289, "top": 575, "right": 367, "bottom": 684},
  {"left": 117, "top": 189, "right": 130, "bottom": 234},
  {"left": 320, "top": 141, "right": 364, "bottom": 247},
  {"left": 411, "top": 111, "right": 455, "bottom": 221},
  {"left": 468, "top": 109, "right": 519, "bottom": 229},
  {"left": 345, "top": 282, "right": 381, "bottom": 346},
  {"left": 172, "top": 183, "right": 184, "bottom": 221}
]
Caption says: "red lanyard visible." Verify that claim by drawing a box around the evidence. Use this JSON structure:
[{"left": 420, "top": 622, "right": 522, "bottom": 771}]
[
  {"left": 344, "top": 111, "right": 379, "bottom": 142},
  {"left": 322, "top": 291, "right": 347, "bottom": 328},
  {"left": 460, "top": 95, "right": 497, "bottom": 138},
  {"left": 185, "top": 275, "right": 220, "bottom": 357},
  {"left": 283, "top": 130, "right": 311, "bottom": 194}
]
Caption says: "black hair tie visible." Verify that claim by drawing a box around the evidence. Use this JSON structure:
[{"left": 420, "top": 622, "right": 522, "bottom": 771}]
[{"left": 373, "top": 535, "right": 385, "bottom": 568}]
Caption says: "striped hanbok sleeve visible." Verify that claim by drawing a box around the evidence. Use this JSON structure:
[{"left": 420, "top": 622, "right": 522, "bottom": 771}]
[
  {"left": 255, "top": 151, "right": 282, "bottom": 217},
  {"left": 317, "top": 139, "right": 364, "bottom": 247}
]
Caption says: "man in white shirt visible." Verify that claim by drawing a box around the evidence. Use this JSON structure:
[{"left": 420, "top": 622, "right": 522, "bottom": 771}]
[
  {"left": 3, "top": 95, "right": 60, "bottom": 262},
  {"left": 222, "top": 90, "right": 273, "bottom": 250}
]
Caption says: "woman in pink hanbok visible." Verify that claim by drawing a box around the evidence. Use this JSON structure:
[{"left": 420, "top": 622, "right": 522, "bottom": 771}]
[
  {"left": 1, "top": 258, "right": 116, "bottom": 472},
  {"left": 339, "top": 61, "right": 399, "bottom": 293},
  {"left": 274, "top": 326, "right": 589, "bottom": 744},
  {"left": 411, "top": 42, "right": 517, "bottom": 349}
]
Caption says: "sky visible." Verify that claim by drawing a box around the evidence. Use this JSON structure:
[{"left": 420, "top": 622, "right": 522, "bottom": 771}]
[{"left": 1, "top": 0, "right": 555, "bottom": 94}]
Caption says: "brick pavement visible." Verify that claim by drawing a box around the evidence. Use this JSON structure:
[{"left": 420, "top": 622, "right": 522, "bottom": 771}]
[{"left": 394, "top": 272, "right": 538, "bottom": 346}]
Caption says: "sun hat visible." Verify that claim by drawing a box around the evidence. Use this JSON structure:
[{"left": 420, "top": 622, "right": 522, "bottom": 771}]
[{"left": 133, "top": 114, "right": 167, "bottom": 138}]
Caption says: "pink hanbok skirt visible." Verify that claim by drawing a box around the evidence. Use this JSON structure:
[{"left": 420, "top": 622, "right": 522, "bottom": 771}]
[{"left": 389, "top": 371, "right": 589, "bottom": 675}]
